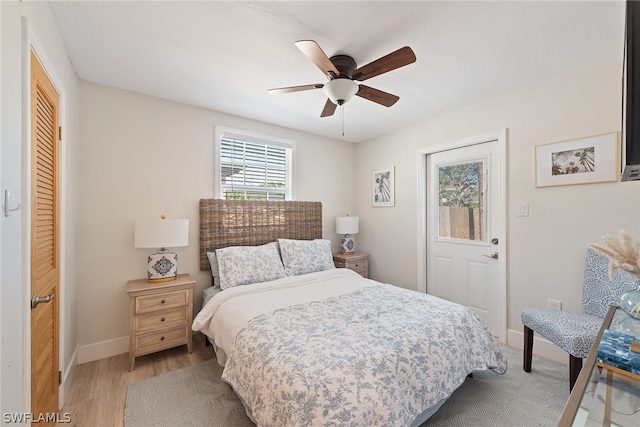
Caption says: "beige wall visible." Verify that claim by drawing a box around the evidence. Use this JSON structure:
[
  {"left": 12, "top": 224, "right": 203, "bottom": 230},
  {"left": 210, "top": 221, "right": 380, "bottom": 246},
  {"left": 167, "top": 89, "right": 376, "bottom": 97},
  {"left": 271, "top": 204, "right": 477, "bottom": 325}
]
[
  {"left": 76, "top": 82, "right": 356, "bottom": 357},
  {"left": 78, "top": 59, "right": 640, "bottom": 364},
  {"left": 354, "top": 59, "right": 640, "bottom": 357}
]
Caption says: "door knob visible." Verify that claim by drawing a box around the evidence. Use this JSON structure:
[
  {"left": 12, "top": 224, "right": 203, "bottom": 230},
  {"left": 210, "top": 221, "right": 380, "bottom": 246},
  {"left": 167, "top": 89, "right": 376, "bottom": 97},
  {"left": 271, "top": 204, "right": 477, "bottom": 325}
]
[
  {"left": 483, "top": 252, "right": 499, "bottom": 259},
  {"left": 31, "top": 293, "right": 54, "bottom": 309}
]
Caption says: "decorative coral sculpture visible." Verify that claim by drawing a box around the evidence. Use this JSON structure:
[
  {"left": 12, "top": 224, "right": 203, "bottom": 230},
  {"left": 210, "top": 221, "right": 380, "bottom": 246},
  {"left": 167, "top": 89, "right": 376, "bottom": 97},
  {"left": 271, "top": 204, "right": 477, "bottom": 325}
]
[
  {"left": 590, "top": 230, "right": 640, "bottom": 318},
  {"left": 590, "top": 230, "right": 640, "bottom": 281}
]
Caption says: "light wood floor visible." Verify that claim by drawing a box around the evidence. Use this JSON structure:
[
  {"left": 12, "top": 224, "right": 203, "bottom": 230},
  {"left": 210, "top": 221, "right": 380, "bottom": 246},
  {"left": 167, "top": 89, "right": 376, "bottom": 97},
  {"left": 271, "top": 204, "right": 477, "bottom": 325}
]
[{"left": 56, "top": 334, "right": 215, "bottom": 427}]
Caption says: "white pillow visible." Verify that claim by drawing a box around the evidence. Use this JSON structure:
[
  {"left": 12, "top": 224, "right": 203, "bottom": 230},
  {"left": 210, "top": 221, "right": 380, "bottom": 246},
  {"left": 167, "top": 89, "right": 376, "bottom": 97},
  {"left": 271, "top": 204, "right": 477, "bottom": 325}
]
[
  {"left": 206, "top": 251, "right": 220, "bottom": 288},
  {"left": 277, "top": 238, "right": 335, "bottom": 277},
  {"left": 215, "top": 242, "right": 286, "bottom": 289}
]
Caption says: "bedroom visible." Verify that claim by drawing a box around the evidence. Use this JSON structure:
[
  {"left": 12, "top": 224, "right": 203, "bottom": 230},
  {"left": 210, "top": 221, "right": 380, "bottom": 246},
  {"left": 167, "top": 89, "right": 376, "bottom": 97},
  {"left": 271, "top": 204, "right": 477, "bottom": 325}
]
[{"left": 1, "top": 0, "right": 639, "bottom": 423}]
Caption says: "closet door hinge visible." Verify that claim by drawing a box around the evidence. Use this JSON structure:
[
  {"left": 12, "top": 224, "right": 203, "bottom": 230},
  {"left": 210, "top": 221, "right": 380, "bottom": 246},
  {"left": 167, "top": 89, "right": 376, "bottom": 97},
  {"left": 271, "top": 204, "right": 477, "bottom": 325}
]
[
  {"left": 58, "top": 370, "right": 62, "bottom": 385},
  {"left": 59, "top": 126, "right": 62, "bottom": 141}
]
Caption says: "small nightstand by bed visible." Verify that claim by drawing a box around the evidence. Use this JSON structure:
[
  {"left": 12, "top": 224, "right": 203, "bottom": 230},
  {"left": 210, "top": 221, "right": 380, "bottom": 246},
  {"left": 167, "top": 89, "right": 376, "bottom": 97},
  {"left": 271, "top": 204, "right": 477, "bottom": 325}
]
[
  {"left": 127, "top": 274, "right": 195, "bottom": 371},
  {"left": 333, "top": 252, "right": 369, "bottom": 278}
]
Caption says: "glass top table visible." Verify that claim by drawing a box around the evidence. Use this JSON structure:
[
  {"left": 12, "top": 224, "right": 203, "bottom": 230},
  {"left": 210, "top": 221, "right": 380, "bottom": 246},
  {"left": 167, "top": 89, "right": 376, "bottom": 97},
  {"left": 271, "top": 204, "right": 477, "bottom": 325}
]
[{"left": 558, "top": 306, "right": 640, "bottom": 426}]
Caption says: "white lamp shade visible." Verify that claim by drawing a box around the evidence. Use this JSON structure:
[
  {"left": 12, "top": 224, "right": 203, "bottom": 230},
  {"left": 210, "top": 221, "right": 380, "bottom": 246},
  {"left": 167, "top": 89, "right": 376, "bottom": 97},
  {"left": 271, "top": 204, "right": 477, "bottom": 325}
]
[
  {"left": 336, "top": 216, "right": 359, "bottom": 235},
  {"left": 324, "top": 79, "right": 359, "bottom": 105},
  {"left": 134, "top": 219, "right": 189, "bottom": 248}
]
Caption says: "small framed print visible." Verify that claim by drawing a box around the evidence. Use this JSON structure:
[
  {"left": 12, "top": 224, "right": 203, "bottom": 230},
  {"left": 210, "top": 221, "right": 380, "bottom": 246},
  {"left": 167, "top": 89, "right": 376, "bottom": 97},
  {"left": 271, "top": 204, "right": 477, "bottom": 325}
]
[
  {"left": 372, "top": 167, "right": 395, "bottom": 207},
  {"left": 535, "top": 132, "right": 618, "bottom": 187}
]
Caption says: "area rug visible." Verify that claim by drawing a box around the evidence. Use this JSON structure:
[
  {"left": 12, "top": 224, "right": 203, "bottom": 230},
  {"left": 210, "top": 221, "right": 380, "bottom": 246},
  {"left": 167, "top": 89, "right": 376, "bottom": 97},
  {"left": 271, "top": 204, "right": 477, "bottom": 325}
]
[
  {"left": 125, "top": 345, "right": 569, "bottom": 427},
  {"left": 124, "top": 358, "right": 252, "bottom": 427},
  {"left": 423, "top": 345, "right": 569, "bottom": 426}
]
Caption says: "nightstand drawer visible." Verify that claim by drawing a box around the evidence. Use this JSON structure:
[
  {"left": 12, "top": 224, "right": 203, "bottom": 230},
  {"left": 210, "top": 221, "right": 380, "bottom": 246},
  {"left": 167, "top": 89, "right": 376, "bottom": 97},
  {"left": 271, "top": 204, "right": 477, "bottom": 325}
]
[
  {"left": 135, "top": 290, "right": 189, "bottom": 314},
  {"left": 334, "top": 258, "right": 347, "bottom": 268},
  {"left": 334, "top": 257, "right": 368, "bottom": 270},
  {"left": 135, "top": 307, "right": 187, "bottom": 333},
  {"left": 349, "top": 260, "right": 367, "bottom": 270},
  {"left": 352, "top": 268, "right": 368, "bottom": 278},
  {"left": 135, "top": 326, "right": 187, "bottom": 355}
]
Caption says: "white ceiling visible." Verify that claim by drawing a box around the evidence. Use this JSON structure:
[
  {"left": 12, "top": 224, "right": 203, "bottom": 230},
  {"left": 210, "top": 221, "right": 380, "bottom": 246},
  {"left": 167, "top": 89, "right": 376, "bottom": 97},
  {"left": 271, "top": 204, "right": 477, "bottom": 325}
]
[{"left": 48, "top": 1, "right": 626, "bottom": 143}]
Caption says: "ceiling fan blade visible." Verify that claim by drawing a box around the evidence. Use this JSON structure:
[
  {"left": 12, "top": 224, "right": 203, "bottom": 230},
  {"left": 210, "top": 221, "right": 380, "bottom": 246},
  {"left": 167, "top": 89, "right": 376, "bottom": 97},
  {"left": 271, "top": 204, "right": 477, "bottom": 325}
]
[
  {"left": 356, "top": 85, "right": 399, "bottom": 107},
  {"left": 320, "top": 98, "right": 337, "bottom": 117},
  {"left": 353, "top": 46, "right": 416, "bottom": 81},
  {"left": 268, "top": 83, "right": 324, "bottom": 95},
  {"left": 295, "top": 40, "right": 340, "bottom": 78}
]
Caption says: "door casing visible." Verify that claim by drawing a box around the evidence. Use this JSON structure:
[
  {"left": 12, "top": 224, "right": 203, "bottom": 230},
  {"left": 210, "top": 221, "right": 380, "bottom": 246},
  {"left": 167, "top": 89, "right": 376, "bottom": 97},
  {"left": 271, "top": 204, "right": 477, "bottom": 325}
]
[
  {"left": 30, "top": 48, "right": 60, "bottom": 425},
  {"left": 417, "top": 129, "right": 507, "bottom": 342}
]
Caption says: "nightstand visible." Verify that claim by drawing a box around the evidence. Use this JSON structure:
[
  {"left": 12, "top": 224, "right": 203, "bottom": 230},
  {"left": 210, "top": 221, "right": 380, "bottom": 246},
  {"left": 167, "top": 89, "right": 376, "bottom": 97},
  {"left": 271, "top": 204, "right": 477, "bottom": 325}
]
[
  {"left": 127, "top": 273, "right": 195, "bottom": 371},
  {"left": 333, "top": 252, "right": 369, "bottom": 278}
]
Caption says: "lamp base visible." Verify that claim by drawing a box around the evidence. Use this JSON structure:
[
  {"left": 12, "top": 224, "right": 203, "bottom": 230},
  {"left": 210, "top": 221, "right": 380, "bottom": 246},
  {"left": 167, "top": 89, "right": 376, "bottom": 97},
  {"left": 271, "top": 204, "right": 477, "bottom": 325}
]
[
  {"left": 147, "top": 250, "right": 178, "bottom": 283},
  {"left": 340, "top": 234, "right": 355, "bottom": 253}
]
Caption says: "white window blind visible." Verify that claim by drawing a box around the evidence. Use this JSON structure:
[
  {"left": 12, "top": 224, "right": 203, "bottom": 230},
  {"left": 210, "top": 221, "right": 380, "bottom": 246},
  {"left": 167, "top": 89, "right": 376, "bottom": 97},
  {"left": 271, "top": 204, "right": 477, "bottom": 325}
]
[{"left": 216, "top": 127, "right": 293, "bottom": 200}]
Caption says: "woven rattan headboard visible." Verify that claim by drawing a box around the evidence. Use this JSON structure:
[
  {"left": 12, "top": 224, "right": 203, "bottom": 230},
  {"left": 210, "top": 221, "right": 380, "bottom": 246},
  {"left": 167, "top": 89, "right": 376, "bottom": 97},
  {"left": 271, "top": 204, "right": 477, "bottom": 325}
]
[{"left": 199, "top": 199, "right": 323, "bottom": 271}]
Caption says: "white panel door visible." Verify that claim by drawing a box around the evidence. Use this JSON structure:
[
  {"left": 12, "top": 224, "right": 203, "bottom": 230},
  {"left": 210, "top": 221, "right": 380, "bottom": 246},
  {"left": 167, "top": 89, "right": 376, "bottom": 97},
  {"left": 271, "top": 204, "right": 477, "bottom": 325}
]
[{"left": 426, "top": 140, "right": 501, "bottom": 336}]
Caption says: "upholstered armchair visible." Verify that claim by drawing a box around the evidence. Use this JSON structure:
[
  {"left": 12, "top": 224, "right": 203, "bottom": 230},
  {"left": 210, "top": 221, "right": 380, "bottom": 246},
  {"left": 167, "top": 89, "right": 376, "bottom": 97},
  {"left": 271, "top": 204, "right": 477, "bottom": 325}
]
[{"left": 521, "top": 248, "right": 637, "bottom": 391}]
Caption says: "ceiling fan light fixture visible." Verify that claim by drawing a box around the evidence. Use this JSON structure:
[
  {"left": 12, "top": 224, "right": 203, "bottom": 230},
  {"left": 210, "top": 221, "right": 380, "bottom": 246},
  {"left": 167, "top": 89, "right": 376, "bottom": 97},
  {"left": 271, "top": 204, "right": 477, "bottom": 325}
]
[{"left": 323, "top": 78, "right": 359, "bottom": 105}]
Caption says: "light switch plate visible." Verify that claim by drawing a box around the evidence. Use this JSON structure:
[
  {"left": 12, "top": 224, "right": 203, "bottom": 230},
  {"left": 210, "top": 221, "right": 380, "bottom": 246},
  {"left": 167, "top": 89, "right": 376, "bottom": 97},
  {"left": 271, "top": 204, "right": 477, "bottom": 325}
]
[{"left": 517, "top": 202, "right": 529, "bottom": 217}]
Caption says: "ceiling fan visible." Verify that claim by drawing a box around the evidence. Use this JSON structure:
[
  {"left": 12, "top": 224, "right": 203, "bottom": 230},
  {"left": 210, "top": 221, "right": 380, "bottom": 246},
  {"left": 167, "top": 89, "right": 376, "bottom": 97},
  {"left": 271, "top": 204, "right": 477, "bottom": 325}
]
[{"left": 268, "top": 40, "right": 416, "bottom": 118}]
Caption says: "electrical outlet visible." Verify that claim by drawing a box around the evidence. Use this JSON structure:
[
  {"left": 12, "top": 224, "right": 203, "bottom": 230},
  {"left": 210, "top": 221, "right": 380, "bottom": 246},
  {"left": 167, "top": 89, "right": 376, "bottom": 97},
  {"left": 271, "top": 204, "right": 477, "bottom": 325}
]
[{"left": 548, "top": 299, "right": 562, "bottom": 310}]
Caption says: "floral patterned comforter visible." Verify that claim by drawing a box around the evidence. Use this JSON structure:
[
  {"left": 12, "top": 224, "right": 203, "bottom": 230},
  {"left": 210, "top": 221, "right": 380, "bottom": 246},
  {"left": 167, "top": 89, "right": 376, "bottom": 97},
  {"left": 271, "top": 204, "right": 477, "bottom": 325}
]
[{"left": 207, "top": 270, "right": 507, "bottom": 427}]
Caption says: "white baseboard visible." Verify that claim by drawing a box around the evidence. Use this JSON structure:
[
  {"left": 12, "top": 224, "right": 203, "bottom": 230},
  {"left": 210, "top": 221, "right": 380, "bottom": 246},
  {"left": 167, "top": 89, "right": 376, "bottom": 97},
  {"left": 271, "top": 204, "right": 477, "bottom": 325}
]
[
  {"left": 77, "top": 335, "right": 129, "bottom": 365},
  {"left": 58, "top": 345, "right": 78, "bottom": 409},
  {"left": 76, "top": 332, "right": 205, "bottom": 365},
  {"left": 506, "top": 328, "right": 568, "bottom": 365}
]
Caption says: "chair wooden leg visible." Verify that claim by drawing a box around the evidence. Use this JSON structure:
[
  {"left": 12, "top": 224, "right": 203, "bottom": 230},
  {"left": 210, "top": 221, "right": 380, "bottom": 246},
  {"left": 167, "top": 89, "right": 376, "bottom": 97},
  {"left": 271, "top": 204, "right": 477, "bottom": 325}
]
[
  {"left": 569, "top": 355, "right": 582, "bottom": 392},
  {"left": 523, "top": 326, "right": 533, "bottom": 372}
]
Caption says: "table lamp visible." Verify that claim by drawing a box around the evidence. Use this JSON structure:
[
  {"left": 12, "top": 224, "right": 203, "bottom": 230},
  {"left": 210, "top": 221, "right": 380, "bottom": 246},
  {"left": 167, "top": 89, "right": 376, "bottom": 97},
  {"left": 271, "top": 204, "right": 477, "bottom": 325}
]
[
  {"left": 134, "top": 216, "right": 189, "bottom": 282},
  {"left": 336, "top": 215, "right": 359, "bottom": 254}
]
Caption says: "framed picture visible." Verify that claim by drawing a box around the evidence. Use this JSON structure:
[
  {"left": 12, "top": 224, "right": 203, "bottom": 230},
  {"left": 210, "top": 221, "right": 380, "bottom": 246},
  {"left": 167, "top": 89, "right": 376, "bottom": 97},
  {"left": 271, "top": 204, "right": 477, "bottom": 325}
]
[
  {"left": 535, "top": 132, "right": 618, "bottom": 187},
  {"left": 372, "top": 167, "right": 395, "bottom": 207}
]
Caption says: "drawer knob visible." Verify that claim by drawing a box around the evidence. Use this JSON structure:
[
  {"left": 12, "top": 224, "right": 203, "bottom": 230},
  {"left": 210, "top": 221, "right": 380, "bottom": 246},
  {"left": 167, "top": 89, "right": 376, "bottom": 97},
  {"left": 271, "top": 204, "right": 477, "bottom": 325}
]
[
  {"left": 354, "top": 264, "right": 359, "bottom": 267},
  {"left": 160, "top": 336, "right": 165, "bottom": 341},
  {"left": 161, "top": 299, "right": 166, "bottom": 304},
  {"left": 160, "top": 317, "right": 165, "bottom": 322}
]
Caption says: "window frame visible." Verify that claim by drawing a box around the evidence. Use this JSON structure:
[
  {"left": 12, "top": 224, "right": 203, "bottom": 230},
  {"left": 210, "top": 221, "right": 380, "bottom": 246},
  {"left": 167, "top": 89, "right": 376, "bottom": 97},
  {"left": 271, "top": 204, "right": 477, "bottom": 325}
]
[{"left": 214, "top": 126, "right": 295, "bottom": 200}]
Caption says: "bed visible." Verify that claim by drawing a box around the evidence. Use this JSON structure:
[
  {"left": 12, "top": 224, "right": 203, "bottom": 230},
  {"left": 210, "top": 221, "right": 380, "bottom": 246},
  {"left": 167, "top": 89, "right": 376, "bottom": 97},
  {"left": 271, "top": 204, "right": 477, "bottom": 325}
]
[{"left": 192, "top": 199, "right": 507, "bottom": 426}]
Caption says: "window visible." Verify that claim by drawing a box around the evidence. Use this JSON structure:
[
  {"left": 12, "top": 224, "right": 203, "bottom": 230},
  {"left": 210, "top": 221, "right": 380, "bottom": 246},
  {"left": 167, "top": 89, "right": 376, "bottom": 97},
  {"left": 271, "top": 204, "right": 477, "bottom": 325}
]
[
  {"left": 437, "top": 160, "right": 485, "bottom": 241},
  {"left": 215, "top": 127, "right": 294, "bottom": 200}
]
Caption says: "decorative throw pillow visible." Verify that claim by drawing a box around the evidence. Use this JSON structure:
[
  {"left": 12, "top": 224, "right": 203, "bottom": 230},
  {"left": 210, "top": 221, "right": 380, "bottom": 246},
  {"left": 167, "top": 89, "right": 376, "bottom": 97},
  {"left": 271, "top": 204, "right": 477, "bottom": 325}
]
[
  {"left": 277, "top": 238, "right": 335, "bottom": 277},
  {"left": 206, "top": 251, "right": 220, "bottom": 288},
  {"left": 216, "top": 242, "right": 286, "bottom": 289}
]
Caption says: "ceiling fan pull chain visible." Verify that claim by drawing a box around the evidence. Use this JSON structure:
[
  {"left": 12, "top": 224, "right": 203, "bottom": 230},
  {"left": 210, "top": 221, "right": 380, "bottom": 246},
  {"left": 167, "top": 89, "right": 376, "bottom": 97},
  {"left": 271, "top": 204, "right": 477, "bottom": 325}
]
[{"left": 341, "top": 103, "right": 345, "bottom": 137}]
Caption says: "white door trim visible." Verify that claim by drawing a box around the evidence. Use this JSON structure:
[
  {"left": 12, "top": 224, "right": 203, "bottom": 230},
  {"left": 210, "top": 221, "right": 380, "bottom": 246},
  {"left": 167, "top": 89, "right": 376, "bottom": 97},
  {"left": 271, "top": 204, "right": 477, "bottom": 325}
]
[
  {"left": 24, "top": 18, "right": 69, "bottom": 410},
  {"left": 416, "top": 129, "right": 507, "bottom": 342}
]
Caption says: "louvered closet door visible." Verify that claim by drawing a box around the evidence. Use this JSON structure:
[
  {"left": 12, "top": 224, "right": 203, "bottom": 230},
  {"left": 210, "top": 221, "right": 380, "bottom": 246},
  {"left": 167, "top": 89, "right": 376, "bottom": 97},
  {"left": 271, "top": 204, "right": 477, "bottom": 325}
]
[{"left": 30, "top": 50, "right": 60, "bottom": 426}]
